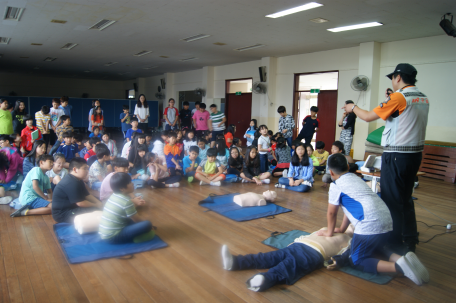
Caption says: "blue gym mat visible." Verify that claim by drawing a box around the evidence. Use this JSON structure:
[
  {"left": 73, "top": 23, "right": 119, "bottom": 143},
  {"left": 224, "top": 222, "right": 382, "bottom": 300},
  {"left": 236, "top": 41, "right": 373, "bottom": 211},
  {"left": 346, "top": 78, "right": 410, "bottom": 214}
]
[
  {"left": 53, "top": 223, "right": 168, "bottom": 264},
  {"left": 262, "top": 230, "right": 394, "bottom": 285},
  {"left": 199, "top": 193, "right": 292, "bottom": 222}
]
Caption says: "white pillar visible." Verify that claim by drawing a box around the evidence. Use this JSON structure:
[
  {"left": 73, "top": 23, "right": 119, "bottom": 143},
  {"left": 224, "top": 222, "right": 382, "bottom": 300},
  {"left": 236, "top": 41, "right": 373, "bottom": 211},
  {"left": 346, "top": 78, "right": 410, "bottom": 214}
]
[{"left": 259, "top": 57, "right": 278, "bottom": 128}]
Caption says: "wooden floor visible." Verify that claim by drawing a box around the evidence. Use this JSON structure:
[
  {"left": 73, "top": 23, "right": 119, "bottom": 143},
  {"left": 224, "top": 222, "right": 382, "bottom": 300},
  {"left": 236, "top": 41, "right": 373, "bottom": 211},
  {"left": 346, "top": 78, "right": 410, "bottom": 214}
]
[{"left": 1, "top": 175, "right": 455, "bottom": 303}]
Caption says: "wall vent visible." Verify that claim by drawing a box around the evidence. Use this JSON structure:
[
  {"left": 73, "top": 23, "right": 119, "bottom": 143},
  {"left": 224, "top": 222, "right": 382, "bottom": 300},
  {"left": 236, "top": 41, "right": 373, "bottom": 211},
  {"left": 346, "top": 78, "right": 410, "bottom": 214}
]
[
  {"left": 61, "top": 43, "right": 78, "bottom": 50},
  {"left": 4, "top": 7, "right": 24, "bottom": 21},
  {"left": 0, "top": 37, "right": 11, "bottom": 44},
  {"left": 234, "top": 44, "right": 266, "bottom": 51},
  {"left": 89, "top": 19, "right": 116, "bottom": 31},
  {"left": 180, "top": 57, "right": 198, "bottom": 62},
  {"left": 134, "top": 50, "right": 153, "bottom": 57},
  {"left": 181, "top": 34, "right": 211, "bottom": 42}
]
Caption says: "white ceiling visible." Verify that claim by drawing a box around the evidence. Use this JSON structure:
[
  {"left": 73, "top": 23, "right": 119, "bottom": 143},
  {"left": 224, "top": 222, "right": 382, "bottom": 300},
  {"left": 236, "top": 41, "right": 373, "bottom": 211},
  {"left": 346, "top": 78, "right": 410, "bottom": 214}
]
[
  {"left": 0, "top": 0, "right": 454, "bottom": 80},
  {"left": 299, "top": 72, "right": 338, "bottom": 90}
]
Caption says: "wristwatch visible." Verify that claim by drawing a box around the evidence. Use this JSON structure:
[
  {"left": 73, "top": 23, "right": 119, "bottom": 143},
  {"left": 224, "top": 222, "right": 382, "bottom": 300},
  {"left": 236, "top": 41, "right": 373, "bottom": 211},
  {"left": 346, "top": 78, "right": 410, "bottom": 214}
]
[{"left": 351, "top": 105, "right": 357, "bottom": 112}]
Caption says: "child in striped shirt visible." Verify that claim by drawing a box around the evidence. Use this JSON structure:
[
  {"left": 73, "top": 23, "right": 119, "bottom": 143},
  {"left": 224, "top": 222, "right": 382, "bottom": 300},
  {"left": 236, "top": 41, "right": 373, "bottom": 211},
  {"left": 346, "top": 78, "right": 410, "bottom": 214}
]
[{"left": 99, "top": 172, "right": 153, "bottom": 244}]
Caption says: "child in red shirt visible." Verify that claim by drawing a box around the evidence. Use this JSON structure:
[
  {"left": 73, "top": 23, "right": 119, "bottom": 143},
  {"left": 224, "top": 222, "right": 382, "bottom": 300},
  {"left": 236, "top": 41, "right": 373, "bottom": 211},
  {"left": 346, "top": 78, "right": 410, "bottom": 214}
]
[
  {"left": 224, "top": 124, "right": 235, "bottom": 148},
  {"left": 91, "top": 106, "right": 104, "bottom": 132},
  {"left": 21, "top": 115, "right": 42, "bottom": 154}
]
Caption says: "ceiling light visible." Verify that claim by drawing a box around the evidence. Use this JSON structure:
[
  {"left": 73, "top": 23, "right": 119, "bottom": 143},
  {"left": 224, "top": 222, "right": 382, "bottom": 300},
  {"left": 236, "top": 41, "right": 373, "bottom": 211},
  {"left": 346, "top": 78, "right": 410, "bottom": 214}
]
[
  {"left": 234, "top": 44, "right": 266, "bottom": 51},
  {"left": 327, "top": 22, "right": 383, "bottom": 32},
  {"left": 266, "top": 2, "right": 323, "bottom": 18},
  {"left": 4, "top": 6, "right": 25, "bottom": 21},
  {"left": 143, "top": 66, "right": 158, "bottom": 69},
  {"left": 104, "top": 62, "right": 118, "bottom": 66},
  {"left": 0, "top": 37, "right": 11, "bottom": 44},
  {"left": 180, "top": 57, "right": 198, "bottom": 62},
  {"left": 89, "top": 19, "right": 116, "bottom": 31},
  {"left": 43, "top": 57, "right": 57, "bottom": 62},
  {"left": 159, "top": 56, "right": 169, "bottom": 58},
  {"left": 51, "top": 19, "right": 67, "bottom": 24},
  {"left": 134, "top": 50, "right": 153, "bottom": 57},
  {"left": 181, "top": 34, "right": 211, "bottom": 42},
  {"left": 310, "top": 17, "right": 328, "bottom": 23},
  {"left": 61, "top": 43, "right": 78, "bottom": 50},
  {"left": 213, "top": 42, "right": 226, "bottom": 46},
  {"left": 31, "top": 43, "right": 43, "bottom": 46}
]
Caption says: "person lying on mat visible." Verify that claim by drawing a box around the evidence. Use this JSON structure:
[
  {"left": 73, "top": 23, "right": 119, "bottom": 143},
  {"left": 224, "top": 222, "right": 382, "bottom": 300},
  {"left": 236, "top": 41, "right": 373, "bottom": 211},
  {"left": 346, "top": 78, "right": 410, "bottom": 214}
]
[
  {"left": 317, "top": 153, "right": 429, "bottom": 286},
  {"left": 99, "top": 172, "right": 154, "bottom": 244},
  {"left": 52, "top": 158, "right": 103, "bottom": 223},
  {"left": 222, "top": 225, "right": 353, "bottom": 292}
]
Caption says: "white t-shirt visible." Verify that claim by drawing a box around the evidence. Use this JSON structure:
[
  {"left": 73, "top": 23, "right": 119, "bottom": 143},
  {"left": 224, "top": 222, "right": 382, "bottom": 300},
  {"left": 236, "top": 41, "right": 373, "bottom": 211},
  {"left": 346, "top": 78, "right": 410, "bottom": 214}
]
[
  {"left": 121, "top": 141, "right": 132, "bottom": 158},
  {"left": 183, "top": 140, "right": 198, "bottom": 155},
  {"left": 257, "top": 135, "right": 270, "bottom": 155},
  {"left": 50, "top": 107, "right": 65, "bottom": 127},
  {"left": 329, "top": 173, "right": 393, "bottom": 235},
  {"left": 46, "top": 168, "right": 68, "bottom": 179},
  {"left": 134, "top": 105, "right": 150, "bottom": 123},
  {"left": 152, "top": 140, "right": 164, "bottom": 157}
]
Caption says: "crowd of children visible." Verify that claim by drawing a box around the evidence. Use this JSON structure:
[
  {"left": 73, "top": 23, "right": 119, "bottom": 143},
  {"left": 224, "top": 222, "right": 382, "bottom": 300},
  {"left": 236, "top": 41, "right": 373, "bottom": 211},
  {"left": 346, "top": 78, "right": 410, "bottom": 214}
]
[{"left": 0, "top": 97, "right": 429, "bottom": 290}]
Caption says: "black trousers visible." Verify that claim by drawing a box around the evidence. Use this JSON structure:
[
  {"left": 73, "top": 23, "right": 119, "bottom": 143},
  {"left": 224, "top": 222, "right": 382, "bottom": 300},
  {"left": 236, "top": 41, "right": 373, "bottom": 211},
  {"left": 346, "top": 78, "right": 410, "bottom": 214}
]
[
  {"left": 380, "top": 152, "right": 421, "bottom": 250},
  {"left": 146, "top": 175, "right": 182, "bottom": 188},
  {"left": 296, "top": 131, "right": 313, "bottom": 145}
]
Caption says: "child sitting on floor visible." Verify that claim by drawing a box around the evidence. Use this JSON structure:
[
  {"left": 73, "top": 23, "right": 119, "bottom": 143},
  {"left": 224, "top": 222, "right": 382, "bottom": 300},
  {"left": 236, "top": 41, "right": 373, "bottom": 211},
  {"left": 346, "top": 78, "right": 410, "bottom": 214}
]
[
  {"left": 55, "top": 132, "right": 79, "bottom": 167},
  {"left": 21, "top": 115, "right": 42, "bottom": 155},
  {"left": 240, "top": 146, "right": 271, "bottom": 185},
  {"left": 0, "top": 144, "right": 23, "bottom": 204},
  {"left": 198, "top": 138, "right": 210, "bottom": 160},
  {"left": 313, "top": 141, "right": 329, "bottom": 174},
  {"left": 183, "top": 129, "right": 198, "bottom": 156},
  {"left": 89, "top": 126, "right": 102, "bottom": 138},
  {"left": 151, "top": 131, "right": 166, "bottom": 157},
  {"left": 129, "top": 144, "right": 149, "bottom": 180},
  {"left": 146, "top": 152, "right": 181, "bottom": 188},
  {"left": 271, "top": 137, "right": 291, "bottom": 177},
  {"left": 182, "top": 146, "right": 200, "bottom": 183},
  {"left": 84, "top": 137, "right": 101, "bottom": 161},
  {"left": 275, "top": 142, "right": 313, "bottom": 192},
  {"left": 99, "top": 172, "right": 153, "bottom": 244},
  {"left": 233, "top": 137, "right": 243, "bottom": 156},
  {"left": 317, "top": 153, "right": 429, "bottom": 286},
  {"left": 46, "top": 153, "right": 68, "bottom": 191},
  {"left": 322, "top": 141, "right": 356, "bottom": 187},
  {"left": 227, "top": 146, "right": 243, "bottom": 176},
  {"left": 215, "top": 139, "right": 229, "bottom": 169},
  {"left": 11, "top": 154, "right": 54, "bottom": 217},
  {"left": 306, "top": 144, "right": 319, "bottom": 176},
  {"left": 23, "top": 140, "right": 47, "bottom": 177},
  {"left": 88, "top": 145, "right": 111, "bottom": 190},
  {"left": 164, "top": 132, "right": 182, "bottom": 176},
  {"left": 101, "top": 132, "right": 117, "bottom": 160},
  {"left": 195, "top": 148, "right": 225, "bottom": 186}
]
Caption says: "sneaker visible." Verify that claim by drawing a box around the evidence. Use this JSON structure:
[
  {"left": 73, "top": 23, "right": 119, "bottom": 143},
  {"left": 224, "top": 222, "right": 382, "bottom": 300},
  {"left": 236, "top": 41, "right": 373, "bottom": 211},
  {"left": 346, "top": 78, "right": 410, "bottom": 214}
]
[
  {"left": 414, "top": 181, "right": 419, "bottom": 189},
  {"left": 275, "top": 183, "right": 280, "bottom": 188},
  {"left": 247, "top": 274, "right": 265, "bottom": 292},
  {"left": 210, "top": 181, "right": 221, "bottom": 186},
  {"left": 261, "top": 179, "right": 270, "bottom": 184},
  {"left": 221, "top": 245, "right": 233, "bottom": 270},
  {"left": 404, "top": 252, "right": 429, "bottom": 283},
  {"left": 318, "top": 171, "right": 325, "bottom": 175},
  {"left": 188, "top": 177, "right": 194, "bottom": 183},
  {"left": 169, "top": 182, "right": 180, "bottom": 188},
  {"left": 10, "top": 204, "right": 29, "bottom": 217},
  {"left": 396, "top": 255, "right": 422, "bottom": 285},
  {"left": 242, "top": 179, "right": 248, "bottom": 183},
  {"left": 282, "top": 170, "right": 288, "bottom": 178},
  {"left": 0, "top": 196, "right": 13, "bottom": 205},
  {"left": 200, "top": 181, "right": 209, "bottom": 186}
]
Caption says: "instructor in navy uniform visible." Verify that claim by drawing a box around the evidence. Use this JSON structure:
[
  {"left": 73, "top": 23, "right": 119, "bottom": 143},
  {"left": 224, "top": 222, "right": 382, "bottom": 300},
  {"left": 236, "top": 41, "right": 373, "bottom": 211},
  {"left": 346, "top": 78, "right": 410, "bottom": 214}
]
[{"left": 342, "top": 63, "right": 429, "bottom": 254}]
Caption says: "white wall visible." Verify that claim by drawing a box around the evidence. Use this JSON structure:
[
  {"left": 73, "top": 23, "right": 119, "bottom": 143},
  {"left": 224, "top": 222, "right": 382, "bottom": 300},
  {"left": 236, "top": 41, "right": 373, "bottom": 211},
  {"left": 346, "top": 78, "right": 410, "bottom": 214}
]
[{"left": 0, "top": 74, "right": 128, "bottom": 99}]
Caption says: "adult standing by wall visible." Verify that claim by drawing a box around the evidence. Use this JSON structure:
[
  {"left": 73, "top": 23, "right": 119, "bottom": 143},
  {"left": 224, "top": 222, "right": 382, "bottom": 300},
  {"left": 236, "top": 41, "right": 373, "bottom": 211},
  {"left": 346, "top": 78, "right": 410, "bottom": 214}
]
[
  {"left": 338, "top": 100, "right": 357, "bottom": 156},
  {"left": 342, "top": 63, "right": 429, "bottom": 254},
  {"left": 134, "top": 94, "right": 149, "bottom": 132},
  {"left": 11, "top": 100, "right": 27, "bottom": 135},
  {"left": 0, "top": 99, "right": 13, "bottom": 135}
]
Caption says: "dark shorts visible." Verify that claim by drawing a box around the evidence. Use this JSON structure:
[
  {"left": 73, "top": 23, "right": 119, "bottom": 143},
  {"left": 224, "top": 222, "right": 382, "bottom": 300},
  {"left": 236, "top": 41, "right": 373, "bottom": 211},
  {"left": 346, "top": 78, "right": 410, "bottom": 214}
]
[{"left": 211, "top": 130, "right": 224, "bottom": 142}]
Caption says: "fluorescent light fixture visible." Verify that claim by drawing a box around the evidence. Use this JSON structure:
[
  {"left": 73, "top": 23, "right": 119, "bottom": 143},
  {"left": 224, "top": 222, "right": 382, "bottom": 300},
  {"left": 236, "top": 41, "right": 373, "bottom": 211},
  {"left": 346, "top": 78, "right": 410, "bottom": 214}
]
[
  {"left": 89, "top": 19, "right": 116, "bottom": 31},
  {"left": 234, "top": 44, "right": 266, "bottom": 51},
  {"left": 61, "top": 43, "right": 78, "bottom": 50},
  {"left": 104, "top": 62, "right": 118, "bottom": 66},
  {"left": 134, "top": 50, "right": 153, "bottom": 57},
  {"left": 43, "top": 57, "right": 57, "bottom": 62},
  {"left": 181, "top": 34, "right": 211, "bottom": 42},
  {"left": 327, "top": 22, "right": 383, "bottom": 32},
  {"left": 0, "top": 37, "right": 11, "bottom": 44},
  {"left": 266, "top": 2, "right": 322, "bottom": 18},
  {"left": 310, "top": 17, "right": 328, "bottom": 23},
  {"left": 180, "top": 57, "right": 198, "bottom": 62},
  {"left": 4, "top": 7, "right": 25, "bottom": 21}
]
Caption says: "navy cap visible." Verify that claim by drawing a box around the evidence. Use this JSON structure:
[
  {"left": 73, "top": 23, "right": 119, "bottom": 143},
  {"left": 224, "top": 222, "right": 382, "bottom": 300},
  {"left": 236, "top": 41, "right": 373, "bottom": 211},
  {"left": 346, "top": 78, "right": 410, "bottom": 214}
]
[{"left": 386, "top": 63, "right": 417, "bottom": 79}]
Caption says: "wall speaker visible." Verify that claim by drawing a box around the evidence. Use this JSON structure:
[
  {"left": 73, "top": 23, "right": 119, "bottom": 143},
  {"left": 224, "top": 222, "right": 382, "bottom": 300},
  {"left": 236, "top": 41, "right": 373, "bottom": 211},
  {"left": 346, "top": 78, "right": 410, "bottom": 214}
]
[
  {"left": 259, "top": 66, "right": 267, "bottom": 82},
  {"left": 133, "top": 83, "right": 138, "bottom": 92},
  {"left": 440, "top": 13, "right": 456, "bottom": 37},
  {"left": 160, "top": 78, "right": 166, "bottom": 89}
]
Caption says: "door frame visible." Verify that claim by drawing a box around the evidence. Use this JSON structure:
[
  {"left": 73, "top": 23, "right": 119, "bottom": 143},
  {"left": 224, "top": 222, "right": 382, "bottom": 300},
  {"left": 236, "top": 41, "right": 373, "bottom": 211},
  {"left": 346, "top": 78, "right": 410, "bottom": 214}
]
[
  {"left": 225, "top": 78, "right": 253, "bottom": 126},
  {"left": 292, "top": 70, "right": 339, "bottom": 138}
]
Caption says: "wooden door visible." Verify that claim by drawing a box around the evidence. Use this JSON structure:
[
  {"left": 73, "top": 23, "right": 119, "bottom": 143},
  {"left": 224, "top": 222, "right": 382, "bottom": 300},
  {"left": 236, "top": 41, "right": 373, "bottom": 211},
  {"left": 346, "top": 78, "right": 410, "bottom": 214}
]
[
  {"left": 225, "top": 93, "right": 252, "bottom": 145},
  {"left": 316, "top": 90, "right": 338, "bottom": 153}
]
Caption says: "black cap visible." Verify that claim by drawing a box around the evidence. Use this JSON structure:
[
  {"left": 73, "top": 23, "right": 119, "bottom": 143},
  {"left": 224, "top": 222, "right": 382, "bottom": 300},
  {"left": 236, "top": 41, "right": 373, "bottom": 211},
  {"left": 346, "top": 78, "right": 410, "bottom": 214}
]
[{"left": 386, "top": 63, "right": 417, "bottom": 80}]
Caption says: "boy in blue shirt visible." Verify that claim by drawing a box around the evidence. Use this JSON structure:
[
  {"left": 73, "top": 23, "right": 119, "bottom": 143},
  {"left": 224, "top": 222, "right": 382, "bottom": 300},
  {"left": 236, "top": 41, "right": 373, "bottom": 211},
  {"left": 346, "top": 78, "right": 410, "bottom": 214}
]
[
  {"left": 198, "top": 138, "right": 209, "bottom": 160},
  {"left": 55, "top": 132, "right": 79, "bottom": 167},
  {"left": 317, "top": 153, "right": 429, "bottom": 286},
  {"left": 11, "top": 154, "right": 54, "bottom": 217},
  {"left": 125, "top": 117, "right": 142, "bottom": 142},
  {"left": 183, "top": 146, "right": 201, "bottom": 183},
  {"left": 120, "top": 105, "right": 131, "bottom": 137}
]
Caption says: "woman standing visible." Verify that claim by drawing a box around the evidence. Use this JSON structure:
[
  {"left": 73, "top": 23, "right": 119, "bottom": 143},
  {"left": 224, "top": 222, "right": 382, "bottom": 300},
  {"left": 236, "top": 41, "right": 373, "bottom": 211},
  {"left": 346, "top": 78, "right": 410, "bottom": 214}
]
[
  {"left": 88, "top": 99, "right": 103, "bottom": 132},
  {"left": 338, "top": 100, "right": 357, "bottom": 156},
  {"left": 134, "top": 94, "right": 149, "bottom": 132},
  {"left": 11, "top": 100, "right": 27, "bottom": 134}
]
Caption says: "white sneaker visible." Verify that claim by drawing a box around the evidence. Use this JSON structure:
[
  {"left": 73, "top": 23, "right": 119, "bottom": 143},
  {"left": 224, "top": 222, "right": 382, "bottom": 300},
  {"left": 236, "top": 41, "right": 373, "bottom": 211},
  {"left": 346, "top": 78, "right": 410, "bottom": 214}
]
[
  {"left": 261, "top": 179, "right": 270, "bottom": 184},
  {"left": 200, "top": 181, "right": 209, "bottom": 186},
  {"left": 242, "top": 179, "right": 248, "bottom": 183},
  {"left": 210, "top": 181, "right": 221, "bottom": 186},
  {"left": 396, "top": 255, "right": 422, "bottom": 285},
  {"left": 221, "top": 245, "right": 233, "bottom": 270},
  {"left": 282, "top": 170, "right": 288, "bottom": 178},
  {"left": 248, "top": 274, "right": 265, "bottom": 292},
  {"left": 169, "top": 182, "right": 180, "bottom": 188},
  {"left": 405, "top": 252, "right": 429, "bottom": 283},
  {"left": 0, "top": 196, "right": 13, "bottom": 205}
]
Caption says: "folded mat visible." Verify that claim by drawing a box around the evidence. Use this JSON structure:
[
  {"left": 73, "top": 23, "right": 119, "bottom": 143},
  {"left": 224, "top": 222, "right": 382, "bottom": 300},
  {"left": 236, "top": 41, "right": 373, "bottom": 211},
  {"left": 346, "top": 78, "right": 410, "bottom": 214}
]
[
  {"left": 199, "top": 193, "right": 291, "bottom": 222},
  {"left": 53, "top": 223, "right": 168, "bottom": 264},
  {"left": 262, "top": 230, "right": 393, "bottom": 285},
  {"left": 366, "top": 126, "right": 384, "bottom": 146}
]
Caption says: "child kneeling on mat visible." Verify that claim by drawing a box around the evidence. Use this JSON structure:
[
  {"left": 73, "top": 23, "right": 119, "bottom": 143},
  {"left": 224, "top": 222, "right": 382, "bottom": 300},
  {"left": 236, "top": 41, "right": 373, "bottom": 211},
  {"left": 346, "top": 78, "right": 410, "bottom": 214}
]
[
  {"left": 99, "top": 172, "right": 154, "bottom": 244},
  {"left": 195, "top": 148, "right": 225, "bottom": 186},
  {"left": 317, "top": 153, "right": 429, "bottom": 286}
]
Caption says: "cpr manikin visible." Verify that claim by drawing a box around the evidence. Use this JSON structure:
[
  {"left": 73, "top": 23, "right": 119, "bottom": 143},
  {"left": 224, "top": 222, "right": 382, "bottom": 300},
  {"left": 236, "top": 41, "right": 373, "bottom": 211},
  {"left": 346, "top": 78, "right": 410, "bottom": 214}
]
[
  {"left": 74, "top": 211, "right": 103, "bottom": 234},
  {"left": 233, "top": 190, "right": 278, "bottom": 207}
]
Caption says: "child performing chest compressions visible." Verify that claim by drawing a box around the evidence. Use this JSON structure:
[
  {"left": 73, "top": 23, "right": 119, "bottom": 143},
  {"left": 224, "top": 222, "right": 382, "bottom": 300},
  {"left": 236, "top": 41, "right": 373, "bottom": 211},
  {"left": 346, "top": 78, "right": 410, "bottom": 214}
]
[{"left": 317, "top": 153, "right": 429, "bottom": 286}]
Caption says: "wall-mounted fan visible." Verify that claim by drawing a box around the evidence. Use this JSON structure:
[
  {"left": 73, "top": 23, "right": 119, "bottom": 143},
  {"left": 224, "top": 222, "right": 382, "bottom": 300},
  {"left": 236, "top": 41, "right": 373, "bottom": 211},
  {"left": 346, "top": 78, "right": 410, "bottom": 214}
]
[
  {"left": 252, "top": 82, "right": 267, "bottom": 94},
  {"left": 194, "top": 87, "right": 206, "bottom": 97},
  {"left": 350, "top": 75, "right": 370, "bottom": 91}
]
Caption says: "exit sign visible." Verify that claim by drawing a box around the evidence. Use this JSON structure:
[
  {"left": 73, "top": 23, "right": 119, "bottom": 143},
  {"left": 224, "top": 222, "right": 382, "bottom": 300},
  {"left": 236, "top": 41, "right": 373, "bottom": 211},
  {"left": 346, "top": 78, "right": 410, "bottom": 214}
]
[
  {"left": 235, "top": 92, "right": 242, "bottom": 95},
  {"left": 310, "top": 89, "right": 320, "bottom": 93}
]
